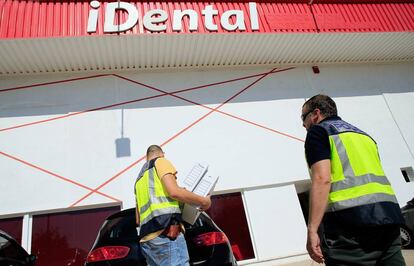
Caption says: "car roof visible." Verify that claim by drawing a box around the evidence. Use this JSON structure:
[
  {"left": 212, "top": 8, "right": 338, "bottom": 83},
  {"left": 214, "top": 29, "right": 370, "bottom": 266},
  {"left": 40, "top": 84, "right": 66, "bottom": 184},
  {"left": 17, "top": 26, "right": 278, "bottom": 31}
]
[{"left": 106, "top": 208, "right": 135, "bottom": 220}]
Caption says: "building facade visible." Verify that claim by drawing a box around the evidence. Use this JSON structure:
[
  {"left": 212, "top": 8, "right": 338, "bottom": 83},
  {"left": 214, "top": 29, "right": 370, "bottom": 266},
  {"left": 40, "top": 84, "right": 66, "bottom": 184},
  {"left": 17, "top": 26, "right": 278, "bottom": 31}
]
[{"left": 1, "top": 1, "right": 414, "bottom": 265}]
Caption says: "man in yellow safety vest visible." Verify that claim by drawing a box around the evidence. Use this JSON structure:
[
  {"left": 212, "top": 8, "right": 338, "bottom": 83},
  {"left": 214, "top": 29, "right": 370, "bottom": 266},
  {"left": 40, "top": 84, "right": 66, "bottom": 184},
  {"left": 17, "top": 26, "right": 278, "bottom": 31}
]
[
  {"left": 301, "top": 94, "right": 405, "bottom": 265},
  {"left": 135, "top": 145, "right": 211, "bottom": 266}
]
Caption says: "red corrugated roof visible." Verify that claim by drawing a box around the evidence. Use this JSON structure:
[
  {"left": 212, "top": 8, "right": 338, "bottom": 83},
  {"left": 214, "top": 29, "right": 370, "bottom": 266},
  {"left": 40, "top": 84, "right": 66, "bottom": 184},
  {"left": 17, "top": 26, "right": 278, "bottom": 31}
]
[
  {"left": 313, "top": 3, "right": 414, "bottom": 32},
  {"left": 0, "top": 1, "right": 413, "bottom": 39},
  {"left": 313, "top": 1, "right": 414, "bottom": 3}
]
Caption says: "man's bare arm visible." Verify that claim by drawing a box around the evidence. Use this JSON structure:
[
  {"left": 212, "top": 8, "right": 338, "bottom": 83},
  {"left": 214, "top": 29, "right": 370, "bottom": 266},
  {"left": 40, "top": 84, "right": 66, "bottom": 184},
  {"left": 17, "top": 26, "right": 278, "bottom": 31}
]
[
  {"left": 307, "top": 159, "right": 331, "bottom": 263},
  {"left": 308, "top": 159, "right": 331, "bottom": 233},
  {"left": 161, "top": 173, "right": 211, "bottom": 210}
]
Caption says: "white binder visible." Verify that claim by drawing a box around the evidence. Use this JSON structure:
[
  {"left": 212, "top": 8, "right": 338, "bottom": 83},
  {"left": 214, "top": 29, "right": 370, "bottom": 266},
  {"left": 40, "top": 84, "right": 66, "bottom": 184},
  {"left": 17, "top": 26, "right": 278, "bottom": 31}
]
[
  {"left": 181, "top": 163, "right": 218, "bottom": 225},
  {"left": 181, "top": 163, "right": 209, "bottom": 192}
]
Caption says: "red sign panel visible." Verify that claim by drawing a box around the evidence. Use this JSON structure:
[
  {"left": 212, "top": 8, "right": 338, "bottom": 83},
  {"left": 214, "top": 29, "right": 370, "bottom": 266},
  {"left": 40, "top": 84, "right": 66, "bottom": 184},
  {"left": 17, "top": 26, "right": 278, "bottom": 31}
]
[{"left": 0, "top": 1, "right": 413, "bottom": 39}]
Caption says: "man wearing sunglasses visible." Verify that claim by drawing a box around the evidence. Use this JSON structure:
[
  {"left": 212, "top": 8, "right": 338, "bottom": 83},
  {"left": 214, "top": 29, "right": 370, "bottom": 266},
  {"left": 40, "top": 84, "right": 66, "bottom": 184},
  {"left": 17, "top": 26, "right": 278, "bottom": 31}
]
[{"left": 302, "top": 94, "right": 405, "bottom": 265}]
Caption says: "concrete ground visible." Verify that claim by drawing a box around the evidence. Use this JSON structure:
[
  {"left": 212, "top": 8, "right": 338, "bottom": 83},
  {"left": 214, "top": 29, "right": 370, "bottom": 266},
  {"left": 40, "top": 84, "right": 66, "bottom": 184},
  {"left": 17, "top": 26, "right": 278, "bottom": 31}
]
[{"left": 277, "top": 250, "right": 414, "bottom": 266}]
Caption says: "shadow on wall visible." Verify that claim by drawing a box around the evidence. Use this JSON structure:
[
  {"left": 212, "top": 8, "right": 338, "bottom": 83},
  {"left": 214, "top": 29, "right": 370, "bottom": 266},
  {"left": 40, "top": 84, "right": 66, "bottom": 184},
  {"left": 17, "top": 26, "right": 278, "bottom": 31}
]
[{"left": 115, "top": 108, "right": 131, "bottom": 158}]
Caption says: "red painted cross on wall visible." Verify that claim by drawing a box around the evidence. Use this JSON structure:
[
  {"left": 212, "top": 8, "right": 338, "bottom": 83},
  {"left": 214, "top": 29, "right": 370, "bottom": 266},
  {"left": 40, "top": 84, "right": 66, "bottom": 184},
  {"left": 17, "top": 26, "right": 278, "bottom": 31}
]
[{"left": 0, "top": 67, "right": 302, "bottom": 208}]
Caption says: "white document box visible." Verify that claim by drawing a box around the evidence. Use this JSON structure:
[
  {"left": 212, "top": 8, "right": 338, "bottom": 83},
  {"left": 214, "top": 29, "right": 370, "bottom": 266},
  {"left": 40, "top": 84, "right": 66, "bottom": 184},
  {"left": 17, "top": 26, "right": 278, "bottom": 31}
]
[{"left": 181, "top": 163, "right": 218, "bottom": 225}]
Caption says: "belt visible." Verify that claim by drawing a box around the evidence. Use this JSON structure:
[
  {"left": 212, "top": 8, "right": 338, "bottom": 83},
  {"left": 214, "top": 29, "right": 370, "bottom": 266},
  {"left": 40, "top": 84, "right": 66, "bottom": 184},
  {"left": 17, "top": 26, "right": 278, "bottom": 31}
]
[{"left": 161, "top": 224, "right": 182, "bottom": 240}]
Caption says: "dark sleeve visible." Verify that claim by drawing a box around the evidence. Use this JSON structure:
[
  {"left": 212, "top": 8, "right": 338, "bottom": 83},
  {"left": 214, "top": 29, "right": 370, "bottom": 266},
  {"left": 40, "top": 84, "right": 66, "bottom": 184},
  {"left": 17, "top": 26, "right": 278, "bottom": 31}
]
[{"left": 305, "top": 125, "right": 331, "bottom": 167}]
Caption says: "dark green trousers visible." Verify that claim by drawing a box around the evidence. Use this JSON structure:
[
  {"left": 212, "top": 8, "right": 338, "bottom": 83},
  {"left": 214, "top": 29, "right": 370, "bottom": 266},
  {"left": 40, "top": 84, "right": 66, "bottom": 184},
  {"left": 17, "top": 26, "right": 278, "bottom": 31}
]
[{"left": 321, "top": 225, "right": 406, "bottom": 266}]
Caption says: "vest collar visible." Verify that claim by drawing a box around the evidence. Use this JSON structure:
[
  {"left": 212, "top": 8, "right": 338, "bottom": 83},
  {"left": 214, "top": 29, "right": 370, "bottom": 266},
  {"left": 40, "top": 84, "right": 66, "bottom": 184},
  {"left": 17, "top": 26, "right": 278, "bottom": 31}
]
[{"left": 318, "top": 115, "right": 342, "bottom": 124}]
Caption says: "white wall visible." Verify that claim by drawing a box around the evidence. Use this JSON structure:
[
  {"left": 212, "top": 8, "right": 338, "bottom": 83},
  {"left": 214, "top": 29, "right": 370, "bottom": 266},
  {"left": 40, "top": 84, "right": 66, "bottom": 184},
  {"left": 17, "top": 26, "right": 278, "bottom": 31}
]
[
  {"left": 0, "top": 67, "right": 311, "bottom": 215},
  {"left": 1, "top": 62, "right": 414, "bottom": 261}
]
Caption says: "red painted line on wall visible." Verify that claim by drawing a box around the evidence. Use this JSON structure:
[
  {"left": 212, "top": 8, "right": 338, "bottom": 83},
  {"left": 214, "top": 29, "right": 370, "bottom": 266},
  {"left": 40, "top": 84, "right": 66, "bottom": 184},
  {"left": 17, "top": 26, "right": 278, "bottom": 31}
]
[
  {"left": 0, "top": 151, "right": 121, "bottom": 203},
  {"left": 0, "top": 74, "right": 112, "bottom": 93},
  {"left": 115, "top": 67, "right": 304, "bottom": 143},
  {"left": 0, "top": 94, "right": 164, "bottom": 132},
  {"left": 214, "top": 108, "right": 304, "bottom": 143},
  {"left": 161, "top": 68, "right": 280, "bottom": 147},
  {"left": 176, "top": 69, "right": 303, "bottom": 141},
  {"left": 0, "top": 71, "right": 277, "bottom": 94},
  {"left": 69, "top": 155, "right": 147, "bottom": 207},
  {"left": 172, "top": 69, "right": 304, "bottom": 143},
  {"left": 69, "top": 67, "right": 279, "bottom": 207},
  {"left": 112, "top": 70, "right": 282, "bottom": 96},
  {"left": 2, "top": 67, "right": 301, "bottom": 208},
  {"left": 0, "top": 70, "right": 285, "bottom": 132}
]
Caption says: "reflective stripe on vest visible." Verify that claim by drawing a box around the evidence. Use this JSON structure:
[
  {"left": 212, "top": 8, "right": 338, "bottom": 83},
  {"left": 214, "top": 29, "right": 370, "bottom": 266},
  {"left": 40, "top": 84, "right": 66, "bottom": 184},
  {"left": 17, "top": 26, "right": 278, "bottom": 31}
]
[
  {"left": 135, "top": 160, "right": 180, "bottom": 226},
  {"left": 317, "top": 120, "right": 398, "bottom": 212}
]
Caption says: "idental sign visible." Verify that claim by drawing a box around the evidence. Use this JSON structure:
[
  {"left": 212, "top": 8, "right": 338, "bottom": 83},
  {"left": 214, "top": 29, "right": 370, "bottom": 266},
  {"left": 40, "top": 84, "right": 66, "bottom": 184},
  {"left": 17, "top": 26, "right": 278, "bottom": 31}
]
[{"left": 87, "top": 1, "right": 259, "bottom": 33}]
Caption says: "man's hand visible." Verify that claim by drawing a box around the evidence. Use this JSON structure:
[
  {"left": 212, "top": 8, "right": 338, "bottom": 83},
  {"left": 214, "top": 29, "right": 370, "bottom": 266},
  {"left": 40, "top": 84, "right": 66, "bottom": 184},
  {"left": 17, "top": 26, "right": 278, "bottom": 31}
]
[
  {"left": 162, "top": 173, "right": 212, "bottom": 208},
  {"left": 307, "top": 230, "right": 324, "bottom": 263},
  {"left": 199, "top": 195, "right": 211, "bottom": 211}
]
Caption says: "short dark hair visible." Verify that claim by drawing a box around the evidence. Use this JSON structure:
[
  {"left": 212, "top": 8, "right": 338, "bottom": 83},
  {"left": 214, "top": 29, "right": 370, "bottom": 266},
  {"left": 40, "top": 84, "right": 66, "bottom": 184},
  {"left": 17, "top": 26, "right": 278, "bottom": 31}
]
[
  {"left": 146, "top": 145, "right": 163, "bottom": 158},
  {"left": 303, "top": 94, "right": 337, "bottom": 118}
]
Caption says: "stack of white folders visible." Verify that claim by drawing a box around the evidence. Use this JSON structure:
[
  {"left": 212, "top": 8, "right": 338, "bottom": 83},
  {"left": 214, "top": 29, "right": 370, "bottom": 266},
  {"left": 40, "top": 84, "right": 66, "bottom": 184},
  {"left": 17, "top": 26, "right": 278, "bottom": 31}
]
[{"left": 181, "top": 163, "right": 219, "bottom": 225}]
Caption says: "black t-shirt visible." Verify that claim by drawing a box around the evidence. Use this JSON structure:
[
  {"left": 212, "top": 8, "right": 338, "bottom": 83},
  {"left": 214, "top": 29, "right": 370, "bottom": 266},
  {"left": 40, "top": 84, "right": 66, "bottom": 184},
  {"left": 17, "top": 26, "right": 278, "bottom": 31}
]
[{"left": 305, "top": 116, "right": 341, "bottom": 167}]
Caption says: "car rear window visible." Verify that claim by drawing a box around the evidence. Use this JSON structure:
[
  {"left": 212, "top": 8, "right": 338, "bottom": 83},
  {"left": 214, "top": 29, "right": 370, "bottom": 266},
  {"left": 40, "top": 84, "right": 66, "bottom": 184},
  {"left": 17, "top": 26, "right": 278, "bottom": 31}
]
[
  {"left": 100, "top": 215, "right": 138, "bottom": 240},
  {"left": 0, "top": 233, "right": 27, "bottom": 261}
]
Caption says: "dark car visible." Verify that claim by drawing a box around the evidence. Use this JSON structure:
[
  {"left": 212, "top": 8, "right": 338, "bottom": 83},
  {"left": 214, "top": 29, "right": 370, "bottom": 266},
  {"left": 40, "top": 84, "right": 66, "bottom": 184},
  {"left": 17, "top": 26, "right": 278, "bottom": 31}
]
[
  {"left": 0, "top": 230, "right": 36, "bottom": 266},
  {"left": 85, "top": 208, "right": 237, "bottom": 266},
  {"left": 401, "top": 197, "right": 414, "bottom": 249}
]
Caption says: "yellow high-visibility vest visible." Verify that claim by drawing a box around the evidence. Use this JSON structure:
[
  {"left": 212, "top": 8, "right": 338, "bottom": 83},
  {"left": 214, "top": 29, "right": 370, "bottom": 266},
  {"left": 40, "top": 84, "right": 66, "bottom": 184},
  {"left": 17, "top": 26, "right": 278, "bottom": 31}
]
[
  {"left": 317, "top": 119, "right": 399, "bottom": 213},
  {"left": 135, "top": 158, "right": 181, "bottom": 237}
]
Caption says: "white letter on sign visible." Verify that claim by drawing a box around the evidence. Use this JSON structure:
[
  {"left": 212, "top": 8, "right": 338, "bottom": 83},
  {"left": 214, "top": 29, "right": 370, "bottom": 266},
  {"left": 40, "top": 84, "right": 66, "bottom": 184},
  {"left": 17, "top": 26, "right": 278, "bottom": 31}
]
[
  {"left": 173, "top": 9, "right": 198, "bottom": 31},
  {"left": 87, "top": 1, "right": 100, "bottom": 33},
  {"left": 104, "top": 2, "right": 139, "bottom": 33},
  {"left": 143, "top": 9, "right": 168, "bottom": 32},
  {"left": 202, "top": 5, "right": 219, "bottom": 31},
  {"left": 249, "top": 2, "right": 259, "bottom": 30},
  {"left": 221, "top": 10, "right": 246, "bottom": 31}
]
